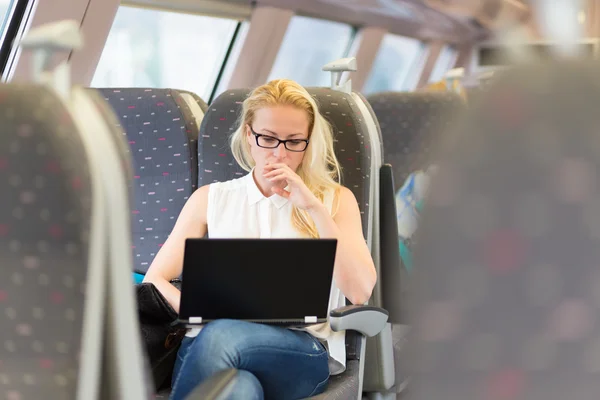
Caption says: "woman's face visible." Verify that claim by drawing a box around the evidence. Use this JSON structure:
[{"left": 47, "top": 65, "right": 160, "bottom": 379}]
[{"left": 246, "top": 105, "right": 310, "bottom": 173}]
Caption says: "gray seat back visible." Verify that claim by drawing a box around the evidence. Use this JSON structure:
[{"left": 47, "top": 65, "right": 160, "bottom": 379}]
[
  {"left": 366, "top": 91, "right": 464, "bottom": 191},
  {"left": 409, "top": 61, "right": 600, "bottom": 399},
  {"left": 0, "top": 84, "right": 93, "bottom": 398},
  {"left": 95, "top": 88, "right": 204, "bottom": 274},
  {"left": 177, "top": 89, "right": 209, "bottom": 126}
]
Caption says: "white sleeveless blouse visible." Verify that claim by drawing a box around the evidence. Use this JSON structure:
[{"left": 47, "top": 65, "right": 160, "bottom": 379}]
[{"left": 186, "top": 169, "right": 347, "bottom": 375}]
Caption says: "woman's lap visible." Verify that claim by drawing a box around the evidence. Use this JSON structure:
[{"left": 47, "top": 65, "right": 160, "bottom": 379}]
[{"left": 170, "top": 319, "right": 330, "bottom": 400}]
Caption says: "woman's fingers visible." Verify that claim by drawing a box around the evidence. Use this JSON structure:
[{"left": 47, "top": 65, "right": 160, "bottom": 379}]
[
  {"left": 263, "top": 168, "right": 285, "bottom": 176},
  {"left": 267, "top": 175, "right": 287, "bottom": 183},
  {"left": 264, "top": 169, "right": 287, "bottom": 180},
  {"left": 263, "top": 163, "right": 290, "bottom": 172}
]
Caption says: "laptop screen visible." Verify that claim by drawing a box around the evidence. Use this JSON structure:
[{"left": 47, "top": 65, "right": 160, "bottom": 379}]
[{"left": 179, "top": 238, "right": 337, "bottom": 322}]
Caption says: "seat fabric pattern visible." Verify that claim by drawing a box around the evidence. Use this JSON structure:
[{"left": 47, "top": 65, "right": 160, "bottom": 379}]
[
  {"left": 366, "top": 92, "right": 464, "bottom": 191},
  {"left": 0, "top": 84, "right": 92, "bottom": 399},
  {"left": 96, "top": 88, "right": 200, "bottom": 274}
]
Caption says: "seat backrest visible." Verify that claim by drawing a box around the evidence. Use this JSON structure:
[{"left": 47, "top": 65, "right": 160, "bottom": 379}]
[
  {"left": 0, "top": 84, "right": 93, "bottom": 399},
  {"left": 198, "top": 88, "right": 373, "bottom": 238},
  {"left": 199, "top": 87, "right": 393, "bottom": 397},
  {"left": 366, "top": 91, "right": 465, "bottom": 191},
  {"left": 409, "top": 61, "right": 600, "bottom": 399},
  {"left": 177, "top": 89, "right": 209, "bottom": 124},
  {"left": 95, "top": 88, "right": 203, "bottom": 274}
]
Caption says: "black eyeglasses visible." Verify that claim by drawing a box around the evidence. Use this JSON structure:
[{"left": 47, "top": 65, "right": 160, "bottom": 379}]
[{"left": 249, "top": 126, "right": 309, "bottom": 152}]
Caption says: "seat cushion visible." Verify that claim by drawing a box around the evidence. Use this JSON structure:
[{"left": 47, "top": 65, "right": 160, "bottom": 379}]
[{"left": 306, "top": 359, "right": 360, "bottom": 399}]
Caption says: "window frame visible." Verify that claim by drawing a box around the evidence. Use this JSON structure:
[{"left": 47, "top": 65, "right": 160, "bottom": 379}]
[
  {"left": 428, "top": 44, "right": 459, "bottom": 83},
  {"left": 0, "top": 0, "right": 35, "bottom": 81}
]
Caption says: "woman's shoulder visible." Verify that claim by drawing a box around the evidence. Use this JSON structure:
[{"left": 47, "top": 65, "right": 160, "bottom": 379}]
[
  {"left": 329, "top": 186, "right": 359, "bottom": 216},
  {"left": 187, "top": 174, "right": 247, "bottom": 204},
  {"left": 189, "top": 174, "right": 249, "bottom": 220},
  {"left": 208, "top": 173, "right": 248, "bottom": 193}
]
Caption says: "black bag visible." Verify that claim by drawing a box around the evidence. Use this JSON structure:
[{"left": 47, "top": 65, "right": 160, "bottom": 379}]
[{"left": 136, "top": 281, "right": 186, "bottom": 391}]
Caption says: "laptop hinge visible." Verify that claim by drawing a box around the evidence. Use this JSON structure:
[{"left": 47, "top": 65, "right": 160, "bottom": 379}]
[
  {"left": 304, "top": 316, "right": 317, "bottom": 323},
  {"left": 189, "top": 317, "right": 203, "bottom": 324}
]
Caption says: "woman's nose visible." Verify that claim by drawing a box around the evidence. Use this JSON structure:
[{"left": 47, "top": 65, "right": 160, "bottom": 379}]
[{"left": 273, "top": 143, "right": 287, "bottom": 158}]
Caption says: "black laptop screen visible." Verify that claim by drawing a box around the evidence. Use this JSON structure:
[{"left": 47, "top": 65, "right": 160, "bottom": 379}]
[{"left": 179, "top": 239, "right": 337, "bottom": 322}]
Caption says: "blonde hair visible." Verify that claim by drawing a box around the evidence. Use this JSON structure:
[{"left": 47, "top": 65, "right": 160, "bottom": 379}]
[{"left": 230, "top": 79, "right": 342, "bottom": 238}]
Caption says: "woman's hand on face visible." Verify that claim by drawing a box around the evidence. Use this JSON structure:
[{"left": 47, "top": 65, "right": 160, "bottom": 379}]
[{"left": 263, "top": 163, "right": 320, "bottom": 210}]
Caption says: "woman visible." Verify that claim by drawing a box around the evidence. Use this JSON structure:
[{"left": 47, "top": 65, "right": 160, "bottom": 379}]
[{"left": 143, "top": 79, "right": 377, "bottom": 400}]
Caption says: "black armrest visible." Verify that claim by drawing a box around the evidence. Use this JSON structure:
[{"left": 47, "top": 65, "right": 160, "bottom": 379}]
[
  {"left": 185, "top": 368, "right": 238, "bottom": 400},
  {"left": 330, "top": 305, "right": 389, "bottom": 337},
  {"left": 380, "top": 164, "right": 404, "bottom": 324}
]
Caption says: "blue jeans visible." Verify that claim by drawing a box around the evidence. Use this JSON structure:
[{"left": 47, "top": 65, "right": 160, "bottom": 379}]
[{"left": 170, "top": 320, "right": 330, "bottom": 400}]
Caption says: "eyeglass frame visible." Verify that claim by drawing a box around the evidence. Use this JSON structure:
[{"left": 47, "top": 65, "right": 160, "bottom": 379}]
[{"left": 248, "top": 126, "right": 310, "bottom": 152}]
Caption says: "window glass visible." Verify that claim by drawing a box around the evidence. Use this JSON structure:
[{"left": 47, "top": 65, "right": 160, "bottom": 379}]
[
  {"left": 363, "top": 34, "right": 427, "bottom": 94},
  {"left": 92, "top": 6, "right": 239, "bottom": 100},
  {"left": 212, "top": 20, "right": 250, "bottom": 101},
  {"left": 0, "top": 0, "right": 17, "bottom": 41},
  {"left": 428, "top": 45, "right": 458, "bottom": 83},
  {"left": 268, "top": 16, "right": 354, "bottom": 87},
  {"left": 0, "top": 0, "right": 13, "bottom": 27}
]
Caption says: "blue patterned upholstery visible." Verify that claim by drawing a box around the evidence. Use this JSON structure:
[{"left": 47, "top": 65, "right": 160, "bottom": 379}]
[
  {"left": 95, "top": 88, "right": 202, "bottom": 274},
  {"left": 0, "top": 84, "right": 92, "bottom": 399},
  {"left": 409, "top": 62, "right": 600, "bottom": 399}
]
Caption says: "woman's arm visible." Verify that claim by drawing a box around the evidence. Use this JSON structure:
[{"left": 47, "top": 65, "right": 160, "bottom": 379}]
[
  {"left": 142, "top": 185, "right": 210, "bottom": 313},
  {"left": 307, "top": 187, "right": 377, "bottom": 305}
]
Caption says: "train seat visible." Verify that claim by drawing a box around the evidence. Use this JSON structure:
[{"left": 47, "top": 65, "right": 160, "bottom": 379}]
[
  {"left": 409, "top": 61, "right": 600, "bottom": 399},
  {"left": 190, "top": 86, "right": 388, "bottom": 399},
  {"left": 0, "top": 82, "right": 96, "bottom": 400},
  {"left": 367, "top": 91, "right": 464, "bottom": 197},
  {"left": 93, "top": 88, "right": 206, "bottom": 277},
  {"left": 364, "top": 90, "right": 465, "bottom": 396}
]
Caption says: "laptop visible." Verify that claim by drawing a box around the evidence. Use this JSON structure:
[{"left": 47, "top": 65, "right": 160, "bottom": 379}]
[{"left": 175, "top": 238, "right": 337, "bottom": 327}]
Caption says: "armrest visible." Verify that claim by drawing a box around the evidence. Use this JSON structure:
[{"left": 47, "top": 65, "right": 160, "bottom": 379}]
[
  {"left": 330, "top": 305, "right": 389, "bottom": 337},
  {"left": 380, "top": 164, "right": 404, "bottom": 324},
  {"left": 185, "top": 368, "right": 238, "bottom": 400}
]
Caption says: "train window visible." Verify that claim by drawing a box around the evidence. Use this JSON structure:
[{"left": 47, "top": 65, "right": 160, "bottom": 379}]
[
  {"left": 0, "top": 0, "right": 29, "bottom": 78},
  {"left": 363, "top": 34, "right": 427, "bottom": 94},
  {"left": 0, "top": 0, "right": 12, "bottom": 29},
  {"left": 267, "top": 16, "right": 354, "bottom": 87},
  {"left": 428, "top": 45, "right": 458, "bottom": 83},
  {"left": 211, "top": 20, "right": 250, "bottom": 101},
  {"left": 92, "top": 6, "right": 239, "bottom": 100}
]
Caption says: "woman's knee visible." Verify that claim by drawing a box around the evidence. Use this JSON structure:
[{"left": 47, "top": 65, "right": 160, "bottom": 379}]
[
  {"left": 187, "top": 320, "right": 253, "bottom": 368},
  {"left": 228, "top": 370, "right": 264, "bottom": 400}
]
